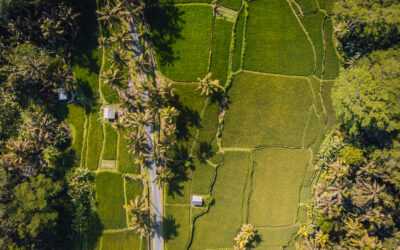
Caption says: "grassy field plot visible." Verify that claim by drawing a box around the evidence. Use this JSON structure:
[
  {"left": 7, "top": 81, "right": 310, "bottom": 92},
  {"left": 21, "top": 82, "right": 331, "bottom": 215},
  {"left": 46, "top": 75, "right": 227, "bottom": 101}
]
[
  {"left": 190, "top": 152, "right": 250, "bottom": 249},
  {"left": 220, "top": 0, "right": 242, "bottom": 10},
  {"left": 125, "top": 178, "right": 143, "bottom": 202},
  {"left": 222, "top": 72, "right": 314, "bottom": 148},
  {"left": 232, "top": 7, "right": 245, "bottom": 73},
  {"left": 301, "top": 12, "right": 325, "bottom": 78},
  {"left": 95, "top": 172, "right": 126, "bottom": 229},
  {"left": 318, "top": 0, "right": 337, "bottom": 14},
  {"left": 164, "top": 205, "right": 190, "bottom": 250},
  {"left": 256, "top": 225, "right": 300, "bottom": 248},
  {"left": 146, "top": 5, "right": 212, "bottom": 81},
  {"left": 191, "top": 158, "right": 216, "bottom": 195},
  {"left": 244, "top": 0, "right": 314, "bottom": 75},
  {"left": 87, "top": 105, "right": 104, "bottom": 170},
  {"left": 101, "top": 230, "right": 145, "bottom": 250},
  {"left": 249, "top": 148, "right": 310, "bottom": 227},
  {"left": 295, "top": 0, "right": 318, "bottom": 14},
  {"left": 322, "top": 80, "right": 336, "bottom": 131},
  {"left": 102, "top": 122, "right": 117, "bottom": 160},
  {"left": 118, "top": 129, "right": 140, "bottom": 174},
  {"left": 210, "top": 18, "right": 233, "bottom": 85},
  {"left": 323, "top": 18, "right": 339, "bottom": 80},
  {"left": 303, "top": 106, "right": 323, "bottom": 148},
  {"left": 64, "top": 104, "right": 85, "bottom": 167}
]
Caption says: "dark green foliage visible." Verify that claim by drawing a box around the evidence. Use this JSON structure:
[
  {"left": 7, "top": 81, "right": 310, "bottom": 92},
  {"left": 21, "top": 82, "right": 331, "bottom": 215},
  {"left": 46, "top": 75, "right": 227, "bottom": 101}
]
[
  {"left": 0, "top": 92, "right": 20, "bottom": 141},
  {"left": 333, "top": 0, "right": 400, "bottom": 59},
  {"left": 7, "top": 44, "right": 72, "bottom": 105},
  {"left": 340, "top": 146, "right": 363, "bottom": 166},
  {"left": 210, "top": 18, "right": 233, "bottom": 86},
  {"left": 332, "top": 49, "right": 400, "bottom": 143},
  {"left": 232, "top": 7, "right": 245, "bottom": 73},
  {"left": 317, "top": 216, "right": 333, "bottom": 233},
  {"left": 3, "top": 175, "right": 62, "bottom": 247}
]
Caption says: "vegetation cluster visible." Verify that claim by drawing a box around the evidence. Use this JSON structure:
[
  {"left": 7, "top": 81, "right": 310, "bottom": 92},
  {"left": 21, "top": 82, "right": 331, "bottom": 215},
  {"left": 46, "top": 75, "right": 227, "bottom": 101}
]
[{"left": 298, "top": 0, "right": 400, "bottom": 248}]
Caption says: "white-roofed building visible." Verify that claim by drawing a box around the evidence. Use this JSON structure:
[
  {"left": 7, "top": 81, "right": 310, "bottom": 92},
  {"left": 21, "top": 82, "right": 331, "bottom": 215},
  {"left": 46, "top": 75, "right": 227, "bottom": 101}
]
[
  {"left": 58, "top": 88, "right": 68, "bottom": 101},
  {"left": 104, "top": 107, "right": 116, "bottom": 120},
  {"left": 191, "top": 195, "right": 203, "bottom": 207}
]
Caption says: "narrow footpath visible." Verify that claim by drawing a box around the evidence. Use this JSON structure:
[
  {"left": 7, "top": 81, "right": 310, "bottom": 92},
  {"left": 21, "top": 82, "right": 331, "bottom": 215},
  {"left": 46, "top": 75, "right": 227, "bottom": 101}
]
[{"left": 129, "top": 18, "right": 164, "bottom": 250}]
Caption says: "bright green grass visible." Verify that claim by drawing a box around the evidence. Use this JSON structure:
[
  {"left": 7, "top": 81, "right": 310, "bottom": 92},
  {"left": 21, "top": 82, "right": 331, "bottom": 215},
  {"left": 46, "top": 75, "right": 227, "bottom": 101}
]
[
  {"left": 148, "top": 0, "right": 210, "bottom": 3},
  {"left": 95, "top": 172, "right": 126, "bottom": 229},
  {"left": 191, "top": 158, "right": 216, "bottom": 194},
  {"left": 303, "top": 106, "right": 323, "bottom": 148},
  {"left": 249, "top": 148, "right": 310, "bottom": 227},
  {"left": 309, "top": 77, "right": 324, "bottom": 116},
  {"left": 87, "top": 105, "right": 104, "bottom": 170},
  {"left": 102, "top": 122, "right": 117, "bottom": 160},
  {"left": 210, "top": 18, "right": 233, "bottom": 86},
  {"left": 256, "top": 225, "right": 299, "bottom": 248},
  {"left": 220, "top": 0, "right": 242, "bottom": 10},
  {"left": 322, "top": 80, "right": 336, "bottom": 131},
  {"left": 65, "top": 104, "right": 85, "bottom": 167},
  {"left": 190, "top": 152, "right": 250, "bottom": 249},
  {"left": 101, "top": 230, "right": 145, "bottom": 250},
  {"left": 172, "top": 83, "right": 206, "bottom": 148},
  {"left": 318, "top": 0, "right": 337, "bottom": 14},
  {"left": 301, "top": 12, "right": 325, "bottom": 78},
  {"left": 147, "top": 5, "right": 212, "bottom": 81},
  {"left": 125, "top": 178, "right": 143, "bottom": 202},
  {"left": 118, "top": 129, "right": 140, "bottom": 174},
  {"left": 323, "top": 18, "right": 339, "bottom": 80},
  {"left": 232, "top": 7, "right": 245, "bottom": 73},
  {"left": 244, "top": 0, "right": 314, "bottom": 76},
  {"left": 164, "top": 205, "right": 190, "bottom": 250},
  {"left": 222, "top": 72, "right": 314, "bottom": 148},
  {"left": 100, "top": 41, "right": 120, "bottom": 104},
  {"left": 295, "top": 0, "right": 318, "bottom": 14},
  {"left": 192, "top": 97, "right": 220, "bottom": 157}
]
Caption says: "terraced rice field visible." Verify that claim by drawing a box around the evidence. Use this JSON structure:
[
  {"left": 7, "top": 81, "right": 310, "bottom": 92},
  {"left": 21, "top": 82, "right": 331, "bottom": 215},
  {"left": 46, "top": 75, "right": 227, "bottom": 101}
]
[
  {"left": 146, "top": 0, "right": 339, "bottom": 248},
  {"left": 65, "top": 0, "right": 147, "bottom": 249}
]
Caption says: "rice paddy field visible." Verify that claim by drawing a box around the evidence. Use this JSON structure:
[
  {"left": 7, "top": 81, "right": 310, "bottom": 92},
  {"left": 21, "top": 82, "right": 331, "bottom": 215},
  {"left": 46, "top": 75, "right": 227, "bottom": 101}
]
[
  {"left": 145, "top": 0, "right": 339, "bottom": 248},
  {"left": 66, "top": 0, "right": 339, "bottom": 248}
]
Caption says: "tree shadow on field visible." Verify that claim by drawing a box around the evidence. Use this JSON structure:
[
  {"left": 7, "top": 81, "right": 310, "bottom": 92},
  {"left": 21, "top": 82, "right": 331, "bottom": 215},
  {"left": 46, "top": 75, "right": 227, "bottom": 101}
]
[
  {"left": 166, "top": 144, "right": 193, "bottom": 198},
  {"left": 170, "top": 93, "right": 201, "bottom": 142},
  {"left": 145, "top": 0, "right": 185, "bottom": 66},
  {"left": 163, "top": 213, "right": 180, "bottom": 241}
]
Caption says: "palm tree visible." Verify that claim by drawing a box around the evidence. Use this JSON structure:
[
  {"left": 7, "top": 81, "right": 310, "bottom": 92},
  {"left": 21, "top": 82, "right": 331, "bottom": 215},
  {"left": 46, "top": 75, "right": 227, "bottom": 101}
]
[
  {"left": 96, "top": 3, "right": 122, "bottom": 29},
  {"left": 101, "top": 68, "right": 124, "bottom": 90},
  {"left": 196, "top": 73, "right": 225, "bottom": 96},
  {"left": 153, "top": 167, "right": 171, "bottom": 187},
  {"left": 234, "top": 224, "right": 257, "bottom": 250},
  {"left": 109, "top": 29, "right": 133, "bottom": 50},
  {"left": 124, "top": 195, "right": 153, "bottom": 238},
  {"left": 126, "top": 129, "right": 147, "bottom": 156},
  {"left": 110, "top": 47, "right": 129, "bottom": 69}
]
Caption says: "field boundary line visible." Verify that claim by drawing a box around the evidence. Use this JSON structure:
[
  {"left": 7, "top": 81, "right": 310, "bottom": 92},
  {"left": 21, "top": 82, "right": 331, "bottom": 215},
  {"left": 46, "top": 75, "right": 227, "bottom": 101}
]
[
  {"left": 102, "top": 228, "right": 136, "bottom": 234},
  {"left": 149, "top": 2, "right": 211, "bottom": 7},
  {"left": 165, "top": 203, "right": 190, "bottom": 206},
  {"left": 221, "top": 147, "right": 251, "bottom": 152},
  {"left": 255, "top": 224, "right": 299, "bottom": 229},
  {"left": 291, "top": 0, "right": 303, "bottom": 15},
  {"left": 241, "top": 69, "right": 311, "bottom": 80},
  {"left": 287, "top": 0, "right": 317, "bottom": 76},
  {"left": 81, "top": 112, "right": 89, "bottom": 168}
]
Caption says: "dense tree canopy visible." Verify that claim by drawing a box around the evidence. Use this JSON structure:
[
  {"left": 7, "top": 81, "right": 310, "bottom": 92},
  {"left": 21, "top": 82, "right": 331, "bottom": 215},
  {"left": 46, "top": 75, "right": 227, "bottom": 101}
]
[
  {"left": 332, "top": 49, "right": 400, "bottom": 144},
  {"left": 334, "top": 0, "right": 400, "bottom": 59}
]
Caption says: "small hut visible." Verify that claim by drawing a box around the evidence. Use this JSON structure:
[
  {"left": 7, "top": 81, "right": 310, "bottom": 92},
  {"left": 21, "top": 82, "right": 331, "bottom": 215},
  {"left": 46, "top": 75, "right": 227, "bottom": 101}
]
[
  {"left": 58, "top": 88, "right": 68, "bottom": 101},
  {"left": 191, "top": 195, "right": 203, "bottom": 207},
  {"left": 104, "top": 107, "right": 116, "bottom": 120}
]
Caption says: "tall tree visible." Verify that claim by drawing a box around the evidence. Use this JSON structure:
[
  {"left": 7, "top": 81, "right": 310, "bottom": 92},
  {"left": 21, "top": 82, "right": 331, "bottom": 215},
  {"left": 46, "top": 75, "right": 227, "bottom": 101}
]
[{"left": 332, "top": 49, "right": 400, "bottom": 144}]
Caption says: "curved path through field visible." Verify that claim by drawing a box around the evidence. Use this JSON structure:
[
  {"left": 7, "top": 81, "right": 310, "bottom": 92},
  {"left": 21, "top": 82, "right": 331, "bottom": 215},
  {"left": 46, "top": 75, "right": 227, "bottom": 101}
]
[{"left": 129, "top": 19, "right": 164, "bottom": 250}]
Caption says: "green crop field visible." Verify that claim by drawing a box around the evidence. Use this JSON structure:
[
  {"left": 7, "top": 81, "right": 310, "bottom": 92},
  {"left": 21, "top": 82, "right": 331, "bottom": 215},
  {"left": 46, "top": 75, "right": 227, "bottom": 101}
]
[
  {"left": 222, "top": 72, "right": 315, "bottom": 148},
  {"left": 147, "top": 5, "right": 213, "bottom": 81},
  {"left": 151, "top": 0, "right": 340, "bottom": 248},
  {"left": 101, "top": 230, "right": 146, "bottom": 250},
  {"left": 249, "top": 148, "right": 310, "bottom": 226},
  {"left": 244, "top": 0, "right": 314, "bottom": 76},
  {"left": 63, "top": 0, "right": 341, "bottom": 248}
]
